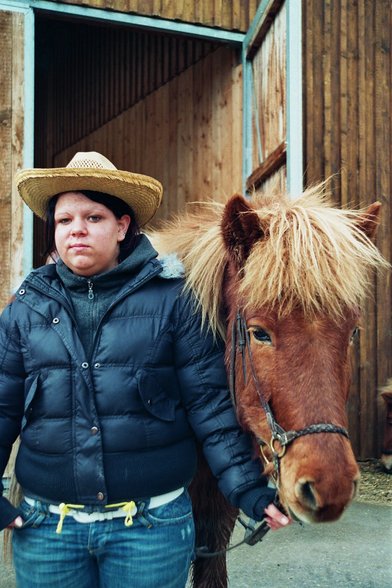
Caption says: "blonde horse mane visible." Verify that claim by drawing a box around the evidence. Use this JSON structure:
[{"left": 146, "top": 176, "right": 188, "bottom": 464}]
[{"left": 151, "top": 186, "right": 389, "bottom": 337}]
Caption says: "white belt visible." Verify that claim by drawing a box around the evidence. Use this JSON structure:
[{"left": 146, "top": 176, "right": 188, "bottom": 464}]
[{"left": 24, "top": 488, "right": 184, "bottom": 525}]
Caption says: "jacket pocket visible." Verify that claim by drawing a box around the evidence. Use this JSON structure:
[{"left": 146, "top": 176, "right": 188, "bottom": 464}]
[
  {"left": 137, "top": 371, "right": 176, "bottom": 422},
  {"left": 21, "top": 375, "right": 39, "bottom": 431}
]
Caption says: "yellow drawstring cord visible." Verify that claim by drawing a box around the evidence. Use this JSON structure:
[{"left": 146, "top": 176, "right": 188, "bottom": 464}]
[
  {"left": 56, "top": 503, "right": 85, "bottom": 534},
  {"left": 105, "top": 501, "right": 136, "bottom": 527},
  {"left": 55, "top": 500, "right": 137, "bottom": 533}
]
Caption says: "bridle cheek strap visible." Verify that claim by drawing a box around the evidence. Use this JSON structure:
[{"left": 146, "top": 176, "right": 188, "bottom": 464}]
[{"left": 229, "top": 311, "right": 350, "bottom": 480}]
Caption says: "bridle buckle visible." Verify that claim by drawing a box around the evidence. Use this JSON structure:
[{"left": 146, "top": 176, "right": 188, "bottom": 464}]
[{"left": 270, "top": 435, "right": 286, "bottom": 458}]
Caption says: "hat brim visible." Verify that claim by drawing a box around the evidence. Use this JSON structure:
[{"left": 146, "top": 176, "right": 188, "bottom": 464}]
[{"left": 15, "top": 167, "right": 163, "bottom": 227}]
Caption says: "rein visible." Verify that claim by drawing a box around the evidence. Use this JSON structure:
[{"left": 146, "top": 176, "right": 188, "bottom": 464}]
[
  {"left": 230, "top": 311, "right": 350, "bottom": 480},
  {"left": 196, "top": 311, "right": 349, "bottom": 559},
  {"left": 196, "top": 517, "right": 270, "bottom": 558}
]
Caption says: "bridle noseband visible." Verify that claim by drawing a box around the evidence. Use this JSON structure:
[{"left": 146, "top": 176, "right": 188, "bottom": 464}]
[{"left": 229, "top": 311, "right": 350, "bottom": 482}]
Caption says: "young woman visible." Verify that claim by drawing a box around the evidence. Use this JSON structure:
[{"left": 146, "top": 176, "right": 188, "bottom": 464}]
[{"left": 0, "top": 152, "right": 289, "bottom": 588}]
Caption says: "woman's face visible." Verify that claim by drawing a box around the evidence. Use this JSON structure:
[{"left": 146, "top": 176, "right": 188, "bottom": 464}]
[{"left": 54, "top": 192, "right": 130, "bottom": 276}]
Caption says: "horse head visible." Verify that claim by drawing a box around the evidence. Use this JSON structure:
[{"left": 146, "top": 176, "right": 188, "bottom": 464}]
[
  {"left": 220, "top": 191, "right": 384, "bottom": 523},
  {"left": 152, "top": 187, "right": 388, "bottom": 527}
]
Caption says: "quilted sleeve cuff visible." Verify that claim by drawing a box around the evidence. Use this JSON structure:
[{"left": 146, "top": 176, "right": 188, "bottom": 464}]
[{"left": 237, "top": 485, "right": 277, "bottom": 521}]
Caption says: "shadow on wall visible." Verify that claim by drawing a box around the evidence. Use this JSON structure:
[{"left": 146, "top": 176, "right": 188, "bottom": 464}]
[{"left": 380, "top": 378, "right": 392, "bottom": 473}]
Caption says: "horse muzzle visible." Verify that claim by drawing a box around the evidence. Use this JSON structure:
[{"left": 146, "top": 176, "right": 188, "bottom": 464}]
[{"left": 277, "top": 446, "right": 360, "bottom": 524}]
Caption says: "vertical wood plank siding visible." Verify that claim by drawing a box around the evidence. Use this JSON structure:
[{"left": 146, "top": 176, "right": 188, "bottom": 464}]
[
  {"left": 8, "top": 1, "right": 386, "bottom": 463},
  {"left": 52, "top": 45, "right": 243, "bottom": 226},
  {"left": 33, "top": 27, "right": 242, "bottom": 263},
  {"left": 251, "top": 3, "right": 286, "bottom": 172},
  {"left": 0, "top": 11, "right": 24, "bottom": 310},
  {"left": 303, "top": 0, "right": 392, "bottom": 459},
  {"left": 33, "top": 16, "right": 228, "bottom": 266},
  {"left": 245, "top": 1, "right": 287, "bottom": 195},
  {"left": 35, "top": 18, "right": 220, "bottom": 167},
  {"left": 0, "top": 12, "right": 12, "bottom": 308},
  {"left": 53, "top": 0, "right": 257, "bottom": 32}
]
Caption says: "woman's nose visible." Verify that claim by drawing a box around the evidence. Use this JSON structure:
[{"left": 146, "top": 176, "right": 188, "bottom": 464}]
[{"left": 70, "top": 221, "right": 87, "bottom": 235}]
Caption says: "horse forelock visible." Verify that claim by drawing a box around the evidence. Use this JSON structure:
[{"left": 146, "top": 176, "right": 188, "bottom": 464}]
[
  {"left": 239, "top": 189, "right": 388, "bottom": 320},
  {"left": 150, "top": 188, "right": 389, "bottom": 336}
]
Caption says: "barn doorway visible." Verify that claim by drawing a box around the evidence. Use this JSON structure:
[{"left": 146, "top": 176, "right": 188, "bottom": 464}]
[{"left": 33, "top": 13, "right": 243, "bottom": 267}]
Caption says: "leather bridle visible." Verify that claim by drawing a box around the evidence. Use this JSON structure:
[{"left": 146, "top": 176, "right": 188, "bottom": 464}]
[
  {"left": 196, "top": 310, "right": 351, "bottom": 559},
  {"left": 229, "top": 311, "right": 350, "bottom": 483}
]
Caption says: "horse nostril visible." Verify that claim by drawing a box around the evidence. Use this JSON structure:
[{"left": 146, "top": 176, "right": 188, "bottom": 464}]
[{"left": 297, "top": 480, "right": 318, "bottom": 510}]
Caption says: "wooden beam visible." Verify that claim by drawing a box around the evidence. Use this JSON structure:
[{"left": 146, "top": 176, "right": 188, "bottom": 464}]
[
  {"left": 246, "top": 0, "right": 285, "bottom": 60},
  {"left": 246, "top": 141, "right": 286, "bottom": 191}
]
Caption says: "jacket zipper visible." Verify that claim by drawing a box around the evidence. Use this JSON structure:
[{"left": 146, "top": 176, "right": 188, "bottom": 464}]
[
  {"left": 90, "top": 264, "right": 162, "bottom": 356},
  {"left": 87, "top": 280, "right": 94, "bottom": 300}
]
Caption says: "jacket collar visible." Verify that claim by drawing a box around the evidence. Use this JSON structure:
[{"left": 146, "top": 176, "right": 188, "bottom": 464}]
[{"left": 55, "top": 234, "right": 159, "bottom": 294}]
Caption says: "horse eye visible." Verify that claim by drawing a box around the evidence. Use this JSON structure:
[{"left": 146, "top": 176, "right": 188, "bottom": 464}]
[
  {"left": 251, "top": 329, "right": 272, "bottom": 344},
  {"left": 351, "top": 327, "right": 359, "bottom": 342}
]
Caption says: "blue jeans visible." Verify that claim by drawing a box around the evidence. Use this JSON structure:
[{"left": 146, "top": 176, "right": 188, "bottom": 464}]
[{"left": 12, "top": 493, "right": 195, "bottom": 588}]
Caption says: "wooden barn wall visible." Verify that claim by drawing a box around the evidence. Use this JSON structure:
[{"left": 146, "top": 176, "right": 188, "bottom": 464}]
[
  {"left": 51, "top": 0, "right": 259, "bottom": 32},
  {"left": 245, "top": 0, "right": 287, "bottom": 196},
  {"left": 0, "top": 11, "right": 25, "bottom": 311},
  {"left": 251, "top": 3, "right": 286, "bottom": 173},
  {"left": 253, "top": 166, "right": 286, "bottom": 199},
  {"left": 52, "top": 46, "right": 243, "bottom": 225},
  {"left": 303, "top": 0, "right": 392, "bottom": 459}
]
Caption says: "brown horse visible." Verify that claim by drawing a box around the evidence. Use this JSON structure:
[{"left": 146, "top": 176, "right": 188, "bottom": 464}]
[{"left": 151, "top": 186, "right": 389, "bottom": 588}]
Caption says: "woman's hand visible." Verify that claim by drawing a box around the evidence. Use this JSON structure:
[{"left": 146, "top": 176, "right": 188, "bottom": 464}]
[
  {"left": 264, "top": 503, "right": 291, "bottom": 530},
  {"left": 6, "top": 516, "right": 23, "bottom": 529}
]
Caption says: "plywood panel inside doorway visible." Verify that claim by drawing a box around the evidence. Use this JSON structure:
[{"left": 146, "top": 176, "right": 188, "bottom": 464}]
[{"left": 53, "top": 46, "right": 243, "bottom": 227}]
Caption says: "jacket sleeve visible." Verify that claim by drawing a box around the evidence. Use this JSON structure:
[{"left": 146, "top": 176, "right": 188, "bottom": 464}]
[
  {"left": 173, "top": 294, "right": 276, "bottom": 520},
  {"left": 0, "top": 304, "right": 26, "bottom": 530}
]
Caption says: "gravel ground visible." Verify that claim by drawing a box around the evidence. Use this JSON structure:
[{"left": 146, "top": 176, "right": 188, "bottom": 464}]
[{"left": 356, "top": 459, "right": 392, "bottom": 505}]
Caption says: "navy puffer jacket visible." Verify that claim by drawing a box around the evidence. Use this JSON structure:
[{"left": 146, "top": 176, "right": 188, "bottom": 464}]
[{"left": 0, "top": 244, "right": 274, "bottom": 530}]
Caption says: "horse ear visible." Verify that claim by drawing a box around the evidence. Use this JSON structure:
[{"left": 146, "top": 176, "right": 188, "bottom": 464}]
[
  {"left": 356, "top": 202, "right": 381, "bottom": 241},
  {"left": 221, "top": 194, "right": 264, "bottom": 267}
]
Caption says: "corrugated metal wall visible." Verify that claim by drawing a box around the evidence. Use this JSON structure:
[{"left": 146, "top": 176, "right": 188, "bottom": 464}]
[{"left": 303, "top": 0, "right": 392, "bottom": 459}]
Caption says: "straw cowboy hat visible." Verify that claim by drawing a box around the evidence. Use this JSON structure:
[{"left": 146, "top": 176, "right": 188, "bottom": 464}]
[{"left": 14, "top": 151, "right": 163, "bottom": 227}]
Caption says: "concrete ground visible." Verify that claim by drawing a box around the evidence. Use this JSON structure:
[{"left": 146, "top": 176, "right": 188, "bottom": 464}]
[
  {"left": 226, "top": 501, "right": 392, "bottom": 587},
  {"left": 1, "top": 501, "right": 391, "bottom": 587}
]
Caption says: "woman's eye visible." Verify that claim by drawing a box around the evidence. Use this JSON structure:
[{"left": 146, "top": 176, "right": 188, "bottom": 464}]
[
  {"left": 250, "top": 328, "right": 272, "bottom": 344},
  {"left": 88, "top": 215, "right": 102, "bottom": 222},
  {"left": 57, "top": 218, "right": 70, "bottom": 224}
]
